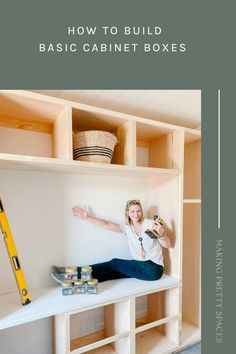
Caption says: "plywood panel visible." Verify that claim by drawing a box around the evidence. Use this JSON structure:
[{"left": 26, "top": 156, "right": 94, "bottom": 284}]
[
  {"left": 72, "top": 108, "right": 127, "bottom": 133},
  {"left": 136, "top": 146, "right": 149, "bottom": 167},
  {"left": 0, "top": 127, "right": 52, "bottom": 157},
  {"left": 53, "top": 107, "right": 72, "bottom": 159},
  {"left": 148, "top": 175, "right": 181, "bottom": 277},
  {"left": 136, "top": 122, "right": 173, "bottom": 141},
  {"left": 149, "top": 133, "right": 173, "bottom": 168},
  {"left": 0, "top": 276, "right": 180, "bottom": 330},
  {"left": 139, "top": 130, "right": 182, "bottom": 169},
  {"left": 172, "top": 130, "right": 184, "bottom": 169},
  {"left": 147, "top": 288, "right": 180, "bottom": 342},
  {"left": 0, "top": 116, "right": 52, "bottom": 133},
  {"left": 137, "top": 133, "right": 177, "bottom": 169},
  {"left": 0, "top": 154, "right": 179, "bottom": 177},
  {"left": 81, "top": 344, "right": 117, "bottom": 354},
  {"left": 184, "top": 140, "right": 201, "bottom": 199},
  {"left": 112, "top": 121, "right": 136, "bottom": 165},
  {"left": 182, "top": 204, "right": 200, "bottom": 326},
  {"left": 71, "top": 330, "right": 105, "bottom": 350},
  {"left": 0, "top": 92, "right": 64, "bottom": 124},
  {"left": 105, "top": 300, "right": 132, "bottom": 336}
]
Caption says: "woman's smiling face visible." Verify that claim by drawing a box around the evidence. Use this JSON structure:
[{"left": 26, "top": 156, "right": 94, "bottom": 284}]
[{"left": 128, "top": 204, "right": 143, "bottom": 223}]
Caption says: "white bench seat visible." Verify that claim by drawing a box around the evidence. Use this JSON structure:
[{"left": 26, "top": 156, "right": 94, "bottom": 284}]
[{"left": 0, "top": 274, "right": 180, "bottom": 331}]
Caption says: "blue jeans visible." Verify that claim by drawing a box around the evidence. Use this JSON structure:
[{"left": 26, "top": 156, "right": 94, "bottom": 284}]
[{"left": 78, "top": 258, "right": 163, "bottom": 282}]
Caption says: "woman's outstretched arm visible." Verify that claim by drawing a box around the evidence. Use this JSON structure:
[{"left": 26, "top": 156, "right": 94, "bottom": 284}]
[{"left": 72, "top": 205, "right": 123, "bottom": 233}]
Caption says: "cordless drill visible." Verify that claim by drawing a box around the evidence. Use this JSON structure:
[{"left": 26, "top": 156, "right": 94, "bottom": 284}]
[{"left": 145, "top": 215, "right": 165, "bottom": 239}]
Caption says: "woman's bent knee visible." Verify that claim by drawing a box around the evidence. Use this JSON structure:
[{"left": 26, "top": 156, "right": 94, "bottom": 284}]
[
  {"left": 145, "top": 272, "right": 162, "bottom": 281},
  {"left": 144, "top": 265, "right": 163, "bottom": 281}
]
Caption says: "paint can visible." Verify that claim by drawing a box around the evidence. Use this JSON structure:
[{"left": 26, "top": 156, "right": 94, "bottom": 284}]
[{"left": 87, "top": 279, "right": 99, "bottom": 294}]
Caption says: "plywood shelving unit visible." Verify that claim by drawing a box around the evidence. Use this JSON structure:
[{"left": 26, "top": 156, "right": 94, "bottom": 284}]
[{"left": 0, "top": 90, "right": 201, "bottom": 354}]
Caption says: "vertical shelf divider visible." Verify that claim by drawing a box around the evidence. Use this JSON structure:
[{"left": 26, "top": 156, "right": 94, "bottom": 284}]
[
  {"left": 113, "top": 120, "right": 136, "bottom": 166},
  {"left": 130, "top": 297, "right": 136, "bottom": 354},
  {"left": 54, "top": 313, "right": 70, "bottom": 354},
  {"left": 53, "top": 105, "right": 73, "bottom": 160},
  {"left": 172, "top": 129, "right": 184, "bottom": 170},
  {"left": 104, "top": 298, "right": 135, "bottom": 354}
]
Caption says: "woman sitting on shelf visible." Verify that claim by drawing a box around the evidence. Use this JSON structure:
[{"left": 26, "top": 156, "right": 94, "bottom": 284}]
[{"left": 52, "top": 200, "right": 171, "bottom": 283}]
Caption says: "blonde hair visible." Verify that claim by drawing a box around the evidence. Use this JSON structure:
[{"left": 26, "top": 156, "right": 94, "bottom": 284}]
[{"left": 125, "top": 200, "right": 144, "bottom": 225}]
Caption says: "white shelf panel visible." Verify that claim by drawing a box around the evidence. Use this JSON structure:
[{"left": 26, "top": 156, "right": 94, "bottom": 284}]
[
  {"left": 75, "top": 332, "right": 130, "bottom": 354},
  {"left": 0, "top": 275, "right": 180, "bottom": 330},
  {"left": 0, "top": 153, "right": 180, "bottom": 178},
  {"left": 135, "top": 315, "right": 179, "bottom": 334},
  {"left": 80, "top": 343, "right": 117, "bottom": 354},
  {"left": 183, "top": 199, "right": 201, "bottom": 204}
]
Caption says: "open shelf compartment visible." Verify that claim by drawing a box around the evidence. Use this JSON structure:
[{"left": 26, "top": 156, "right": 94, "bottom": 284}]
[
  {"left": 72, "top": 107, "right": 135, "bottom": 166},
  {"left": 136, "top": 122, "right": 181, "bottom": 169},
  {"left": 181, "top": 320, "right": 201, "bottom": 349},
  {"left": 70, "top": 299, "right": 132, "bottom": 353},
  {"left": 135, "top": 287, "right": 180, "bottom": 330},
  {"left": 135, "top": 320, "right": 179, "bottom": 354},
  {"left": 0, "top": 92, "right": 71, "bottom": 159}
]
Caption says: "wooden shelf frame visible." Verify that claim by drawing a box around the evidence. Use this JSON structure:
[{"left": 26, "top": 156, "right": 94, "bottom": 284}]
[
  {"left": 0, "top": 153, "right": 180, "bottom": 178},
  {"left": 135, "top": 286, "right": 180, "bottom": 330},
  {"left": 181, "top": 128, "right": 201, "bottom": 348},
  {"left": 0, "top": 90, "right": 184, "bottom": 176},
  {"left": 55, "top": 284, "right": 181, "bottom": 354},
  {"left": 0, "top": 90, "right": 201, "bottom": 353}
]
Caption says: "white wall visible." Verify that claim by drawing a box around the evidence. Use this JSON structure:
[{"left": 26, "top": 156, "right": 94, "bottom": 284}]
[
  {"left": 0, "top": 169, "right": 150, "bottom": 354},
  {"left": 0, "top": 318, "right": 52, "bottom": 354}
]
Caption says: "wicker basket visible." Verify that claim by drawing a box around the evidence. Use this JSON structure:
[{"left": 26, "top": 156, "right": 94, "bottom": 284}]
[{"left": 73, "top": 130, "right": 117, "bottom": 164}]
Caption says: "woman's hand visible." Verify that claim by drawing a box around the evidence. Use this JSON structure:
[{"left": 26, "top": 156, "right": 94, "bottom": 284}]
[
  {"left": 72, "top": 206, "right": 88, "bottom": 220},
  {"left": 153, "top": 222, "right": 171, "bottom": 248},
  {"left": 153, "top": 223, "right": 165, "bottom": 237}
]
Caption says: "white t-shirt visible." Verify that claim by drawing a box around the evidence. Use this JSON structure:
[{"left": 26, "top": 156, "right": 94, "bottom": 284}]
[{"left": 120, "top": 218, "right": 164, "bottom": 266}]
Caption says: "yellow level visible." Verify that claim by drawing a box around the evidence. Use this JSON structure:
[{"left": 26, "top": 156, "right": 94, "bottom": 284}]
[{"left": 0, "top": 198, "right": 31, "bottom": 305}]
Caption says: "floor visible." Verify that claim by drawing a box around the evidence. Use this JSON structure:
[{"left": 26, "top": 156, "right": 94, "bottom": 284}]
[{"left": 175, "top": 342, "right": 201, "bottom": 353}]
